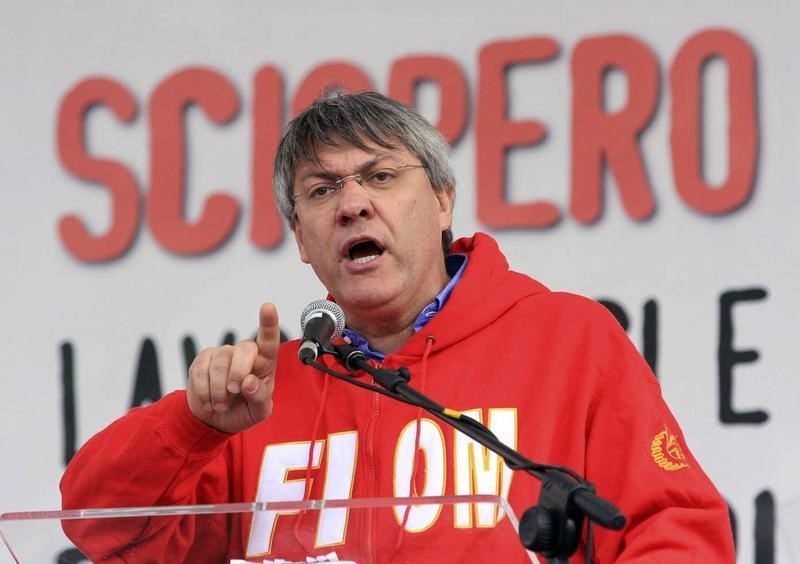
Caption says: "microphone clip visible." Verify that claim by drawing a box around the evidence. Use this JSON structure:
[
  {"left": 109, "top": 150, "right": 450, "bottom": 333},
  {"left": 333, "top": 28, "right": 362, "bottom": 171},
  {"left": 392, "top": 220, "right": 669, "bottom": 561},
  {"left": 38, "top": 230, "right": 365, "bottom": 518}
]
[{"left": 331, "top": 343, "right": 367, "bottom": 372}]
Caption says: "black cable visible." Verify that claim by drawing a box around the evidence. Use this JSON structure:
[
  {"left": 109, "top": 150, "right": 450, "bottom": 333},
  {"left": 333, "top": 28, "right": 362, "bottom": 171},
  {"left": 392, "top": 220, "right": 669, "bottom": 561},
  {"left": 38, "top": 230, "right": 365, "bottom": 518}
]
[
  {"left": 585, "top": 521, "right": 595, "bottom": 563},
  {"left": 316, "top": 350, "right": 591, "bottom": 489},
  {"left": 304, "top": 349, "right": 625, "bottom": 557},
  {"left": 302, "top": 358, "right": 410, "bottom": 400}
]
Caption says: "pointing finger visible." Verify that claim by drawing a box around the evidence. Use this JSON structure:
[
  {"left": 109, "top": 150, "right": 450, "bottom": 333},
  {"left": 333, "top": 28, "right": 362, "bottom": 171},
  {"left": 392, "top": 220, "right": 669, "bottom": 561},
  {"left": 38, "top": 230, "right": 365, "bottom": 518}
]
[{"left": 254, "top": 303, "right": 280, "bottom": 378}]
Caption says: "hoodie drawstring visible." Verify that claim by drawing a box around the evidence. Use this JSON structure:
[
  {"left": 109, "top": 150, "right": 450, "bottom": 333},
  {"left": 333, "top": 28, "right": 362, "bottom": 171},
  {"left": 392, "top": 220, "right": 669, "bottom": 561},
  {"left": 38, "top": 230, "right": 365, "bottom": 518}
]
[
  {"left": 394, "top": 335, "right": 435, "bottom": 551},
  {"left": 303, "top": 373, "right": 330, "bottom": 500},
  {"left": 293, "top": 372, "right": 331, "bottom": 550}
]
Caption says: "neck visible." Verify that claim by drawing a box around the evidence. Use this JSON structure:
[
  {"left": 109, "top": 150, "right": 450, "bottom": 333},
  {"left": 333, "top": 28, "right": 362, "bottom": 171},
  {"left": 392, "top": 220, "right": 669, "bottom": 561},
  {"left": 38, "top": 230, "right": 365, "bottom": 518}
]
[
  {"left": 340, "top": 254, "right": 452, "bottom": 355},
  {"left": 343, "top": 268, "right": 448, "bottom": 354},
  {"left": 346, "top": 314, "right": 418, "bottom": 354}
]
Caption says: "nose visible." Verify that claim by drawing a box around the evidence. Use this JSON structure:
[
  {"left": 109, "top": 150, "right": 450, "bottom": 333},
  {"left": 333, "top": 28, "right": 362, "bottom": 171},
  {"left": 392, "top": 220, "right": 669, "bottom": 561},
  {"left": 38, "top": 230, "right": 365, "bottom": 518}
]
[{"left": 335, "top": 177, "right": 375, "bottom": 224}]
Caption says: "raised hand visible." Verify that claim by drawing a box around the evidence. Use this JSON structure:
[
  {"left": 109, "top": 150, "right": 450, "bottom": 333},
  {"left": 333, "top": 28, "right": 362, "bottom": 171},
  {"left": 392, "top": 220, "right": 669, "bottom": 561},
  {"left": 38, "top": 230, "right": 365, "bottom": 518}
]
[{"left": 186, "top": 303, "right": 280, "bottom": 433}]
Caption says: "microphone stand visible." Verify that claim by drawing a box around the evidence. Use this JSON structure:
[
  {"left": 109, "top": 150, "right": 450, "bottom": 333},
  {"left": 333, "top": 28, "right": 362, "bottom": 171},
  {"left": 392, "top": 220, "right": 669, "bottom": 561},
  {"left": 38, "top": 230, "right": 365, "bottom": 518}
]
[{"left": 307, "top": 344, "right": 626, "bottom": 563}]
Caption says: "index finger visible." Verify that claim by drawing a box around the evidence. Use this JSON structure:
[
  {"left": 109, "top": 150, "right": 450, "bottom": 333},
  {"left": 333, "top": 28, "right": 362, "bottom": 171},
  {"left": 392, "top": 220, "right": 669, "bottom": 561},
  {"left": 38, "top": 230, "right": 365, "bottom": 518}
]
[{"left": 254, "top": 302, "right": 280, "bottom": 377}]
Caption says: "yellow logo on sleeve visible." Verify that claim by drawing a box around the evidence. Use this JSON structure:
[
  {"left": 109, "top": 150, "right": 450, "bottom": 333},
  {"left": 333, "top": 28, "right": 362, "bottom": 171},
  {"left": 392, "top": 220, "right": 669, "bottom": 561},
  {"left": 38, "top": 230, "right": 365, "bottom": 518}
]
[{"left": 650, "top": 428, "right": 690, "bottom": 472}]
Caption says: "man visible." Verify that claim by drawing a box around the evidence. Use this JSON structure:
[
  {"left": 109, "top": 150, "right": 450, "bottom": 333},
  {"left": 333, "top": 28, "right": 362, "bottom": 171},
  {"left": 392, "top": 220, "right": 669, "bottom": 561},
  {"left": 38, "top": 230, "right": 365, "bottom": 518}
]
[{"left": 61, "top": 91, "right": 735, "bottom": 562}]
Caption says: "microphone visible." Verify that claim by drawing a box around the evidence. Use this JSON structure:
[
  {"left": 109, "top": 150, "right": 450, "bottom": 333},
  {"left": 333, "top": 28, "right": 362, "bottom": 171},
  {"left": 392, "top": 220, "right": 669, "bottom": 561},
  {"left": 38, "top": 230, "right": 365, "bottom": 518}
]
[{"left": 298, "top": 300, "right": 346, "bottom": 363}]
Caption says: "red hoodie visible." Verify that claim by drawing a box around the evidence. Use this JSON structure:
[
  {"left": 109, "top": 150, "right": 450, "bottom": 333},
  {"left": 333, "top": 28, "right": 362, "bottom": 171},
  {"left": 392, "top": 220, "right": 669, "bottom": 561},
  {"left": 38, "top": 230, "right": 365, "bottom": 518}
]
[{"left": 61, "top": 233, "right": 735, "bottom": 563}]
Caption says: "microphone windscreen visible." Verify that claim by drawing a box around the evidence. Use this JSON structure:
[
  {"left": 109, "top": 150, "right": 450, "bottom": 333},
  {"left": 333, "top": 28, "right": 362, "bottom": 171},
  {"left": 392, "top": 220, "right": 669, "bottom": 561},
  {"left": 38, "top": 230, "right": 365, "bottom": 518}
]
[{"left": 300, "top": 299, "right": 346, "bottom": 338}]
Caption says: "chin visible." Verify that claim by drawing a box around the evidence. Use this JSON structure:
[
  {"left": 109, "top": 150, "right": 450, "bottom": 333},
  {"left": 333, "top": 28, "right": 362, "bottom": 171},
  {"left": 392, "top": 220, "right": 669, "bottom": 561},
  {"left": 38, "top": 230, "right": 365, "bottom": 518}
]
[{"left": 336, "top": 287, "right": 398, "bottom": 314}]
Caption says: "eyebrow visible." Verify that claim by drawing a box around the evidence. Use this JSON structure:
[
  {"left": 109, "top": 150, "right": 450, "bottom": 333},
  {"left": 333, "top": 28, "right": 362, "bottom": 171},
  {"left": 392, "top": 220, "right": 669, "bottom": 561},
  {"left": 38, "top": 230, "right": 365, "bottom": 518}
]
[{"left": 298, "top": 153, "right": 397, "bottom": 183}]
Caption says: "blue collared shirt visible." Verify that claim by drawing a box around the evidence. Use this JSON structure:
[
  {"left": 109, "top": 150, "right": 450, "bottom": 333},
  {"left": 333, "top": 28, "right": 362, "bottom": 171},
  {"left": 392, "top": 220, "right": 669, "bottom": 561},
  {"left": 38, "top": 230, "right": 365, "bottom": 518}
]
[{"left": 342, "top": 254, "right": 468, "bottom": 361}]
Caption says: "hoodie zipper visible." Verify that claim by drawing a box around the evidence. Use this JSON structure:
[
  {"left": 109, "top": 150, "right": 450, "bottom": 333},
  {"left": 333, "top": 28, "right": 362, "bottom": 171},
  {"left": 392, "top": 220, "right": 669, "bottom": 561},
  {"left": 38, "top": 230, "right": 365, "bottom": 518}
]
[{"left": 364, "top": 384, "right": 381, "bottom": 563}]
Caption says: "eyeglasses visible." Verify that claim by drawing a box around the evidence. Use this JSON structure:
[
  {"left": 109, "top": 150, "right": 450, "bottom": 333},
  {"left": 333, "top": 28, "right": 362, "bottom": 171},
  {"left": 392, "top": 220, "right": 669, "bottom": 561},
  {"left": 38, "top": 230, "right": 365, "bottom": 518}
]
[{"left": 292, "top": 163, "right": 426, "bottom": 211}]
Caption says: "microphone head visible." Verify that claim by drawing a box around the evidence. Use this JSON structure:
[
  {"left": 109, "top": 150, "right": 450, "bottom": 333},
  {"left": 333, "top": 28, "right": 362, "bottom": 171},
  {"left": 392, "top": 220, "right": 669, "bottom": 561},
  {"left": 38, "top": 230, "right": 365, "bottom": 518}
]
[{"left": 300, "top": 299, "right": 346, "bottom": 339}]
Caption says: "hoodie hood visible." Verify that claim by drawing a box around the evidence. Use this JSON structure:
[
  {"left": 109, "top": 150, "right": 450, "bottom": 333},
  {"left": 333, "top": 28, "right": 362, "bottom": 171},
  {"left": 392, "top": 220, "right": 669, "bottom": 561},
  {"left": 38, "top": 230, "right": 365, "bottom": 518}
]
[{"left": 389, "top": 232, "right": 549, "bottom": 359}]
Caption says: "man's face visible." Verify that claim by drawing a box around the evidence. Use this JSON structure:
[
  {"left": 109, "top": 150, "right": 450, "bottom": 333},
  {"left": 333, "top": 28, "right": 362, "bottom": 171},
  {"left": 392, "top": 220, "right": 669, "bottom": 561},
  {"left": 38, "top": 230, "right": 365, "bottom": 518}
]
[{"left": 291, "top": 140, "right": 454, "bottom": 328}]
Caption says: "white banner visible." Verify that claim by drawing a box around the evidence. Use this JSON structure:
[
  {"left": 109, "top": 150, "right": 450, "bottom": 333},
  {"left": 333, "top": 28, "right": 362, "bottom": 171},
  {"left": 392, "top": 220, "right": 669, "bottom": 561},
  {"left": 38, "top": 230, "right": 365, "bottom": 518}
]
[{"left": 1, "top": 1, "right": 797, "bottom": 562}]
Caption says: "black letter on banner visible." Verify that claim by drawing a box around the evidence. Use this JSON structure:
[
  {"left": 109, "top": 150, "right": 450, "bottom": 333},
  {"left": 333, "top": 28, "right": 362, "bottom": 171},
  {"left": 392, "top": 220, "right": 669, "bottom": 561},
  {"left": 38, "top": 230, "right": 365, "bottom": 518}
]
[
  {"left": 755, "top": 490, "right": 775, "bottom": 564},
  {"left": 130, "top": 338, "right": 162, "bottom": 408},
  {"left": 598, "top": 298, "right": 658, "bottom": 377},
  {"left": 718, "top": 288, "right": 768, "bottom": 424},
  {"left": 726, "top": 499, "right": 738, "bottom": 553},
  {"left": 55, "top": 548, "right": 88, "bottom": 563},
  {"left": 598, "top": 299, "right": 629, "bottom": 330},
  {"left": 642, "top": 299, "right": 658, "bottom": 376},
  {"left": 60, "top": 342, "right": 78, "bottom": 465}
]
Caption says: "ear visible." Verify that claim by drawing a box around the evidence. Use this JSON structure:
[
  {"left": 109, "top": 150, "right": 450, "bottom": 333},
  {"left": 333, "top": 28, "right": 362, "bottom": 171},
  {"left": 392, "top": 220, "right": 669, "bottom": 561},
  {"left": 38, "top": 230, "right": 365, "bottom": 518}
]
[
  {"left": 435, "top": 186, "right": 455, "bottom": 231},
  {"left": 292, "top": 220, "right": 311, "bottom": 264}
]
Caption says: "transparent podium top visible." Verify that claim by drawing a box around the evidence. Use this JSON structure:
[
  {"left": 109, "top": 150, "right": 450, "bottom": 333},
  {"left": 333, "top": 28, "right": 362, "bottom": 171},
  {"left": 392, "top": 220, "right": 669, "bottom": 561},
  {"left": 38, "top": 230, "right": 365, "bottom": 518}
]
[{"left": 1, "top": 495, "right": 537, "bottom": 563}]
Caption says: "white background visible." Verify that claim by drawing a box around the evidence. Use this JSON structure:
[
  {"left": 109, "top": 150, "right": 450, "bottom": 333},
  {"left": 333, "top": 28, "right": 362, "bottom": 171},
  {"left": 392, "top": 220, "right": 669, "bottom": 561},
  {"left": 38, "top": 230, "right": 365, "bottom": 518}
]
[{"left": 1, "top": 1, "right": 798, "bottom": 561}]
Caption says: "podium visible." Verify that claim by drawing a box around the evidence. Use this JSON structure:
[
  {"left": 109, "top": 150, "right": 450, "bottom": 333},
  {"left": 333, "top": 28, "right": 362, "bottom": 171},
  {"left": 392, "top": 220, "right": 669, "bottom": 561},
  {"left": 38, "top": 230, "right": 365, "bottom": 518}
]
[{"left": 1, "top": 495, "right": 536, "bottom": 563}]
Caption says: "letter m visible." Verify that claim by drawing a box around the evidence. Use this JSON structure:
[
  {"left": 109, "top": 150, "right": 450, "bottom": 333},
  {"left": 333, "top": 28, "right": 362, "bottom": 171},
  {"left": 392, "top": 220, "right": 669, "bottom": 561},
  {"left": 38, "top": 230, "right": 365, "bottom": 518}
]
[{"left": 453, "top": 408, "right": 517, "bottom": 528}]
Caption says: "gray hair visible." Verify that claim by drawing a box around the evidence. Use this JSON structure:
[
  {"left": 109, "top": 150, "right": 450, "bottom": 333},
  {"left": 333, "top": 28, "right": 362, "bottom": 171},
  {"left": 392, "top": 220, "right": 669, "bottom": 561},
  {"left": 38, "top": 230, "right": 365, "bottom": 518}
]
[{"left": 273, "top": 91, "right": 456, "bottom": 252}]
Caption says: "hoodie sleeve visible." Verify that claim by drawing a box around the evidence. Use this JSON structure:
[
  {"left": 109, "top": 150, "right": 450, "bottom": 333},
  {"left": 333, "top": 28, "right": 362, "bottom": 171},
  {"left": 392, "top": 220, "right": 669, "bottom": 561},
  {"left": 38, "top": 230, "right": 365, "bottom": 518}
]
[
  {"left": 60, "top": 390, "right": 237, "bottom": 562},
  {"left": 583, "top": 337, "right": 735, "bottom": 563}
]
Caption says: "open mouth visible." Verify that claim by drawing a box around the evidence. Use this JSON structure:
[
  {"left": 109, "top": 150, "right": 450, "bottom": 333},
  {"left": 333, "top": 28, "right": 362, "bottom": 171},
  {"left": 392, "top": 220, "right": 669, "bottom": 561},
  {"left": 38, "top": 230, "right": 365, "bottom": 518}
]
[{"left": 347, "top": 239, "right": 385, "bottom": 264}]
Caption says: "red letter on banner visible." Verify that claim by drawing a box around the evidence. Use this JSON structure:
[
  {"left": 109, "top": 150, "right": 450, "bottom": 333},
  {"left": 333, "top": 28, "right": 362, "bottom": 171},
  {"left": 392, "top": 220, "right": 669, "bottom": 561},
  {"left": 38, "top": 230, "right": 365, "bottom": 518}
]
[
  {"left": 571, "top": 35, "right": 659, "bottom": 223},
  {"left": 388, "top": 55, "right": 468, "bottom": 145},
  {"left": 147, "top": 67, "right": 240, "bottom": 255},
  {"left": 476, "top": 37, "right": 560, "bottom": 229},
  {"left": 250, "top": 66, "right": 286, "bottom": 249},
  {"left": 56, "top": 78, "right": 140, "bottom": 262},
  {"left": 670, "top": 29, "right": 758, "bottom": 214},
  {"left": 292, "top": 62, "right": 373, "bottom": 116}
]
